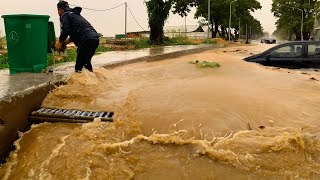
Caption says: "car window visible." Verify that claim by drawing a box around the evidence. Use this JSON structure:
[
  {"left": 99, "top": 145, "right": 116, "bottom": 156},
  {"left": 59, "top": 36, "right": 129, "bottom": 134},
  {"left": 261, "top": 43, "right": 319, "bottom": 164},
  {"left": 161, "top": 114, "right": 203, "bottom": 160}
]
[
  {"left": 308, "top": 43, "right": 320, "bottom": 57},
  {"left": 270, "top": 45, "right": 303, "bottom": 58}
]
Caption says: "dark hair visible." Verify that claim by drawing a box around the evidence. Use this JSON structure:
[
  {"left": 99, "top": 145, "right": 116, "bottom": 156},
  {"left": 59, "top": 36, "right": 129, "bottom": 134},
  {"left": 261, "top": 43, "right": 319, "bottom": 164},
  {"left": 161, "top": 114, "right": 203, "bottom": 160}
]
[{"left": 57, "top": 1, "right": 69, "bottom": 10}]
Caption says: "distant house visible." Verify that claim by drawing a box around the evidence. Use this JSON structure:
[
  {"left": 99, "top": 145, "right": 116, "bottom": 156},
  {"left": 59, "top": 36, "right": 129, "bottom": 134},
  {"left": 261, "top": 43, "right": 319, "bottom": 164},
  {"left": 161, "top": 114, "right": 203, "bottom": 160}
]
[
  {"left": 165, "top": 25, "right": 204, "bottom": 33},
  {"left": 315, "top": 28, "right": 320, "bottom": 40},
  {"left": 313, "top": 2, "right": 320, "bottom": 40},
  {"left": 164, "top": 25, "right": 208, "bottom": 39},
  {"left": 119, "top": 25, "right": 209, "bottom": 39},
  {"left": 314, "top": 18, "right": 320, "bottom": 40},
  {"left": 126, "top": 31, "right": 150, "bottom": 38}
]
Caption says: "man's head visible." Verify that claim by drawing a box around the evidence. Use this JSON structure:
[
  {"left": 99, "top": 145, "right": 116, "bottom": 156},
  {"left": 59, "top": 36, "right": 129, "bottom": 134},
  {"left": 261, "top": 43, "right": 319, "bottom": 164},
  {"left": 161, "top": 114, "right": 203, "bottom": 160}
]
[{"left": 57, "top": 1, "right": 69, "bottom": 16}]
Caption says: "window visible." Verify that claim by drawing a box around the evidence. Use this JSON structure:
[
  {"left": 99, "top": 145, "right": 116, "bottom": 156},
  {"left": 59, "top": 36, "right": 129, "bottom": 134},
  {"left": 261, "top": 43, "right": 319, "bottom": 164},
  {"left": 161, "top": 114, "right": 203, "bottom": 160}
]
[
  {"left": 270, "top": 44, "right": 303, "bottom": 58},
  {"left": 308, "top": 43, "right": 320, "bottom": 57}
]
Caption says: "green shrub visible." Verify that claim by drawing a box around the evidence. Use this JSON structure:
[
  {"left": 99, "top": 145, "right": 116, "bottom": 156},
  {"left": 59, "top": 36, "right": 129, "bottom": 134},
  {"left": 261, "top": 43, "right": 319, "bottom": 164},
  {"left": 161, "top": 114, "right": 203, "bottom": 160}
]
[
  {"left": 96, "top": 45, "right": 112, "bottom": 53},
  {"left": 47, "top": 45, "right": 110, "bottom": 66},
  {"left": 47, "top": 53, "right": 55, "bottom": 66},
  {"left": 47, "top": 48, "right": 77, "bottom": 66},
  {"left": 133, "top": 37, "right": 150, "bottom": 49},
  {"left": 0, "top": 37, "right": 6, "bottom": 50},
  {"left": 65, "top": 48, "right": 78, "bottom": 62},
  {"left": 189, "top": 60, "right": 221, "bottom": 68},
  {"left": 0, "top": 54, "right": 9, "bottom": 69},
  {"left": 165, "top": 35, "right": 195, "bottom": 45},
  {"left": 201, "top": 39, "right": 217, "bottom": 44}
]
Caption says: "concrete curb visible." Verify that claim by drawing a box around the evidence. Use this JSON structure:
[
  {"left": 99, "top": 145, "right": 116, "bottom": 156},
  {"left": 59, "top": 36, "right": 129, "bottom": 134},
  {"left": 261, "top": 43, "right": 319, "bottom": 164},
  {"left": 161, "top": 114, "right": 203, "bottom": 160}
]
[{"left": 103, "top": 44, "right": 223, "bottom": 69}]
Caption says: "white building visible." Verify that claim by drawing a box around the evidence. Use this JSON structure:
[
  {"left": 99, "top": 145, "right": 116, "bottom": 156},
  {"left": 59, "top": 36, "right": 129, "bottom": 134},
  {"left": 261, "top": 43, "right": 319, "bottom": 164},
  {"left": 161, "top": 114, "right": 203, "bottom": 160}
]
[
  {"left": 164, "top": 25, "right": 209, "bottom": 39},
  {"left": 314, "top": 16, "right": 320, "bottom": 40}
]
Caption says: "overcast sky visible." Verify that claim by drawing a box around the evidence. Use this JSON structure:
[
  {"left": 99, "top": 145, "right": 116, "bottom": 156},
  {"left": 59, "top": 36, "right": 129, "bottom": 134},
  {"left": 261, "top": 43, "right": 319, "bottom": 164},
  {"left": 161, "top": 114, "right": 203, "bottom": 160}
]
[{"left": 0, "top": 0, "right": 276, "bottom": 37}]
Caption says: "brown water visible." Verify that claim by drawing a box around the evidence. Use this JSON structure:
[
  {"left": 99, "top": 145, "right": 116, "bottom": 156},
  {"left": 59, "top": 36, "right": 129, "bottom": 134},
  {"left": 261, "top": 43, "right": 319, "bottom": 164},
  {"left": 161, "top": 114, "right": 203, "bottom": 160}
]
[{"left": 1, "top": 44, "right": 320, "bottom": 179}]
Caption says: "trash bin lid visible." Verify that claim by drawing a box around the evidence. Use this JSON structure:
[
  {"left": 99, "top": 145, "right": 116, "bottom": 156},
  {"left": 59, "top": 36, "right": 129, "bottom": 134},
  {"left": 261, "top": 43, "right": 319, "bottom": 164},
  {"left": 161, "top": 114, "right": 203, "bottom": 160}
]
[{"left": 1, "top": 14, "right": 50, "bottom": 19}]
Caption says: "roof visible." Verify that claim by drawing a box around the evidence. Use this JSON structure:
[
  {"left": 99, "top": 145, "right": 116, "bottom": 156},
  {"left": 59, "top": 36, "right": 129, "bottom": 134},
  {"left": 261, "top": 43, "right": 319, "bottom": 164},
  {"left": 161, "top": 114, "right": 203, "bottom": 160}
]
[
  {"left": 164, "top": 25, "right": 205, "bottom": 33},
  {"left": 127, "top": 31, "right": 150, "bottom": 34}
]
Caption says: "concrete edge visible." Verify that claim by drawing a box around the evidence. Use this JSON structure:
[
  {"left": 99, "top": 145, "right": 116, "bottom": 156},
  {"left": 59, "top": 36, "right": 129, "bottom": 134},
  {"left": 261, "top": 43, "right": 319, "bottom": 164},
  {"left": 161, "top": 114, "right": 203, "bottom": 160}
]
[
  {"left": 0, "top": 81, "right": 65, "bottom": 164},
  {"left": 103, "top": 44, "right": 224, "bottom": 69},
  {"left": 0, "top": 80, "right": 64, "bottom": 103}
]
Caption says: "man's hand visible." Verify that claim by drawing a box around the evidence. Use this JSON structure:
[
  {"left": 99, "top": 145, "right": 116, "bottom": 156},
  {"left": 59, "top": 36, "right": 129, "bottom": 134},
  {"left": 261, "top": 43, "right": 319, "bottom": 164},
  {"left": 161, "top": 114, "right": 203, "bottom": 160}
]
[
  {"left": 54, "top": 40, "right": 63, "bottom": 51},
  {"left": 54, "top": 40, "right": 67, "bottom": 53}
]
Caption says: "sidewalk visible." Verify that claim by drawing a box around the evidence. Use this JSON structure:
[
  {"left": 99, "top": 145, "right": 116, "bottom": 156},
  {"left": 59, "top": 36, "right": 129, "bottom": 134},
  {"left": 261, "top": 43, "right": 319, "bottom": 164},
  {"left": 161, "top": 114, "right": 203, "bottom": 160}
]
[{"left": 0, "top": 44, "right": 219, "bottom": 100}]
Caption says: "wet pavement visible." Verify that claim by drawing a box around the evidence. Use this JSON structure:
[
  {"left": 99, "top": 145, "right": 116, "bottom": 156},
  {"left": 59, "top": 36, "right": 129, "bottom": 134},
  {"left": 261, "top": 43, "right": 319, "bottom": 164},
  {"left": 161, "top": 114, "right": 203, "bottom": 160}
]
[
  {"left": 0, "top": 71, "right": 58, "bottom": 99},
  {"left": 0, "top": 45, "right": 215, "bottom": 100}
]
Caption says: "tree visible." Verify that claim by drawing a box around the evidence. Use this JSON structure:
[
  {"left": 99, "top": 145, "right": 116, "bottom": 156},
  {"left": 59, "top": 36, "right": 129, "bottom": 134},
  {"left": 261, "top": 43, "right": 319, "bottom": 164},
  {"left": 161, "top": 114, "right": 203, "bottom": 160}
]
[
  {"left": 145, "top": 0, "right": 173, "bottom": 44},
  {"left": 173, "top": 0, "right": 262, "bottom": 40},
  {"left": 145, "top": 0, "right": 198, "bottom": 44},
  {"left": 272, "top": 27, "right": 294, "bottom": 40},
  {"left": 145, "top": 0, "right": 263, "bottom": 44},
  {"left": 272, "top": 0, "right": 317, "bottom": 40}
]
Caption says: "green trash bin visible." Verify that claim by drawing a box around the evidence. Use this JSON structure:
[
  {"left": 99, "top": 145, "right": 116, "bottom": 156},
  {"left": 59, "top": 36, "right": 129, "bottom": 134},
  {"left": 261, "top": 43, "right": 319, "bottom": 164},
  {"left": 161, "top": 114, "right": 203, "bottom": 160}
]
[
  {"left": 1, "top": 14, "right": 50, "bottom": 74},
  {"left": 47, "top": 21, "right": 56, "bottom": 53}
]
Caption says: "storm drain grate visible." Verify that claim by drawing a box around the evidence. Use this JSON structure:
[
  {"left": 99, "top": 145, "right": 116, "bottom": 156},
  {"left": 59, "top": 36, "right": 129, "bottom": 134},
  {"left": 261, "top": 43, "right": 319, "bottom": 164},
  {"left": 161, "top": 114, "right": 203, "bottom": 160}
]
[{"left": 29, "top": 108, "right": 114, "bottom": 123}]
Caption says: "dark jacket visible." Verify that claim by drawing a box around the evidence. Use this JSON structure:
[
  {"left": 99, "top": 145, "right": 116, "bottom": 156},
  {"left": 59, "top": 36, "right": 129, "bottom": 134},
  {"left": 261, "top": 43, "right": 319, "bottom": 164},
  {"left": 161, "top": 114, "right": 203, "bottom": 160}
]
[{"left": 59, "top": 7, "right": 99, "bottom": 47}]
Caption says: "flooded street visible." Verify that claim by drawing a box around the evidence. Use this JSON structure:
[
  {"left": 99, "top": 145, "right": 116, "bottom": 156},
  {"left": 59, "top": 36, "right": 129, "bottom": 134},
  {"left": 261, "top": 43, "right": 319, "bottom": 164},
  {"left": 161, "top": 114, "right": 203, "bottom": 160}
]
[{"left": 1, "top": 44, "right": 320, "bottom": 179}]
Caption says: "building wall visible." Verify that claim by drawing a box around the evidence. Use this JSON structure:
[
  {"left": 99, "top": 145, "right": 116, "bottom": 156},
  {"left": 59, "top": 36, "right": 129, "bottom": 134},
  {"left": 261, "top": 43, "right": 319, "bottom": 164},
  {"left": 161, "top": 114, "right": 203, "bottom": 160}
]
[
  {"left": 314, "top": 29, "right": 320, "bottom": 40},
  {"left": 164, "top": 32, "right": 208, "bottom": 39}
]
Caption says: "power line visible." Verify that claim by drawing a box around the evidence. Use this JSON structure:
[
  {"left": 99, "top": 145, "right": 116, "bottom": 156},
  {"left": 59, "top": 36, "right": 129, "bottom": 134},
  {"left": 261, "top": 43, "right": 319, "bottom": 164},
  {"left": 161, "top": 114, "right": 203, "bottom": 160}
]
[
  {"left": 68, "top": 3, "right": 147, "bottom": 32},
  {"left": 127, "top": 6, "right": 147, "bottom": 31},
  {"left": 69, "top": 3, "right": 125, "bottom": 12}
]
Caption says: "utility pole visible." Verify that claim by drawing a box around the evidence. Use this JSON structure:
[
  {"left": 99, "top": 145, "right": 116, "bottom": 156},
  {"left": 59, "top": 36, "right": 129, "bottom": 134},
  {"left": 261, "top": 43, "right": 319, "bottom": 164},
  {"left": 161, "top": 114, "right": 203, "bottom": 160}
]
[
  {"left": 125, "top": 2, "right": 127, "bottom": 39},
  {"left": 246, "top": 24, "right": 248, "bottom": 44},
  {"left": 298, "top": 9, "right": 304, "bottom": 41},
  {"left": 314, "top": 3, "right": 318, "bottom": 40},
  {"left": 185, "top": 16, "right": 187, "bottom": 37},
  {"left": 239, "top": 19, "right": 241, "bottom": 40},
  {"left": 229, "top": 0, "right": 237, "bottom": 42},
  {"left": 301, "top": 11, "right": 304, "bottom": 41},
  {"left": 208, "top": 0, "right": 211, "bottom": 41},
  {"left": 252, "top": 29, "right": 255, "bottom": 39}
]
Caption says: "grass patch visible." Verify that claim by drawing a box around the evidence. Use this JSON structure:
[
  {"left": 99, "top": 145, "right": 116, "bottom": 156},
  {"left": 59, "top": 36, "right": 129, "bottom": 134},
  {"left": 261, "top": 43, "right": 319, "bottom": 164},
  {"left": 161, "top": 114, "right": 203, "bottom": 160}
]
[
  {"left": 165, "top": 35, "right": 196, "bottom": 46},
  {"left": 134, "top": 37, "right": 150, "bottom": 49},
  {"left": 129, "top": 36, "right": 196, "bottom": 47},
  {"left": 0, "top": 36, "right": 215, "bottom": 70},
  {"left": 189, "top": 60, "right": 221, "bottom": 68},
  {"left": 201, "top": 39, "right": 217, "bottom": 44},
  {"left": 47, "top": 48, "right": 77, "bottom": 66},
  {"left": 96, "top": 45, "right": 112, "bottom": 53},
  {"left": 0, "top": 44, "right": 114, "bottom": 68},
  {"left": 47, "top": 45, "right": 111, "bottom": 66},
  {"left": 0, "top": 54, "right": 9, "bottom": 69},
  {"left": 0, "top": 37, "right": 6, "bottom": 50},
  {"left": 0, "top": 37, "right": 8, "bottom": 69}
]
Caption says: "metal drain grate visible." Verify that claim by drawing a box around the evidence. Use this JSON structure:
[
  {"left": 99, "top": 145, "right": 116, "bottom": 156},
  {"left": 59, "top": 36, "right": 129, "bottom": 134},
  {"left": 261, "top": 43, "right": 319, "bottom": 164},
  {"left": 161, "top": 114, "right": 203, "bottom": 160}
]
[{"left": 29, "top": 108, "right": 114, "bottom": 123}]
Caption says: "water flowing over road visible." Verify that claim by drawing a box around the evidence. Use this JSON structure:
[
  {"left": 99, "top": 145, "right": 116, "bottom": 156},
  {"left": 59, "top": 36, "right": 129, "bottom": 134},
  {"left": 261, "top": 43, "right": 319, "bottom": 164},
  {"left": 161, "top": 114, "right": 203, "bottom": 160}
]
[{"left": 1, "top": 44, "right": 320, "bottom": 179}]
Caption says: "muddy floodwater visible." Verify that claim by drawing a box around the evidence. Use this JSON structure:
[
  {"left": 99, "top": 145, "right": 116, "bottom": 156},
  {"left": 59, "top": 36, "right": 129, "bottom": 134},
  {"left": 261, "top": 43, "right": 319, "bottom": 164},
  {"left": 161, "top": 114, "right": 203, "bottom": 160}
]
[{"left": 1, "top": 44, "right": 320, "bottom": 179}]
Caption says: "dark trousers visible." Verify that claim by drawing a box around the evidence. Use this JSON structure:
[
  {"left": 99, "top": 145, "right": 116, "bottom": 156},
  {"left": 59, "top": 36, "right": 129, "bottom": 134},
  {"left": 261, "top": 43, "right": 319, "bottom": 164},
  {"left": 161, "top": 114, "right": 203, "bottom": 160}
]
[{"left": 75, "top": 38, "right": 99, "bottom": 72}]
